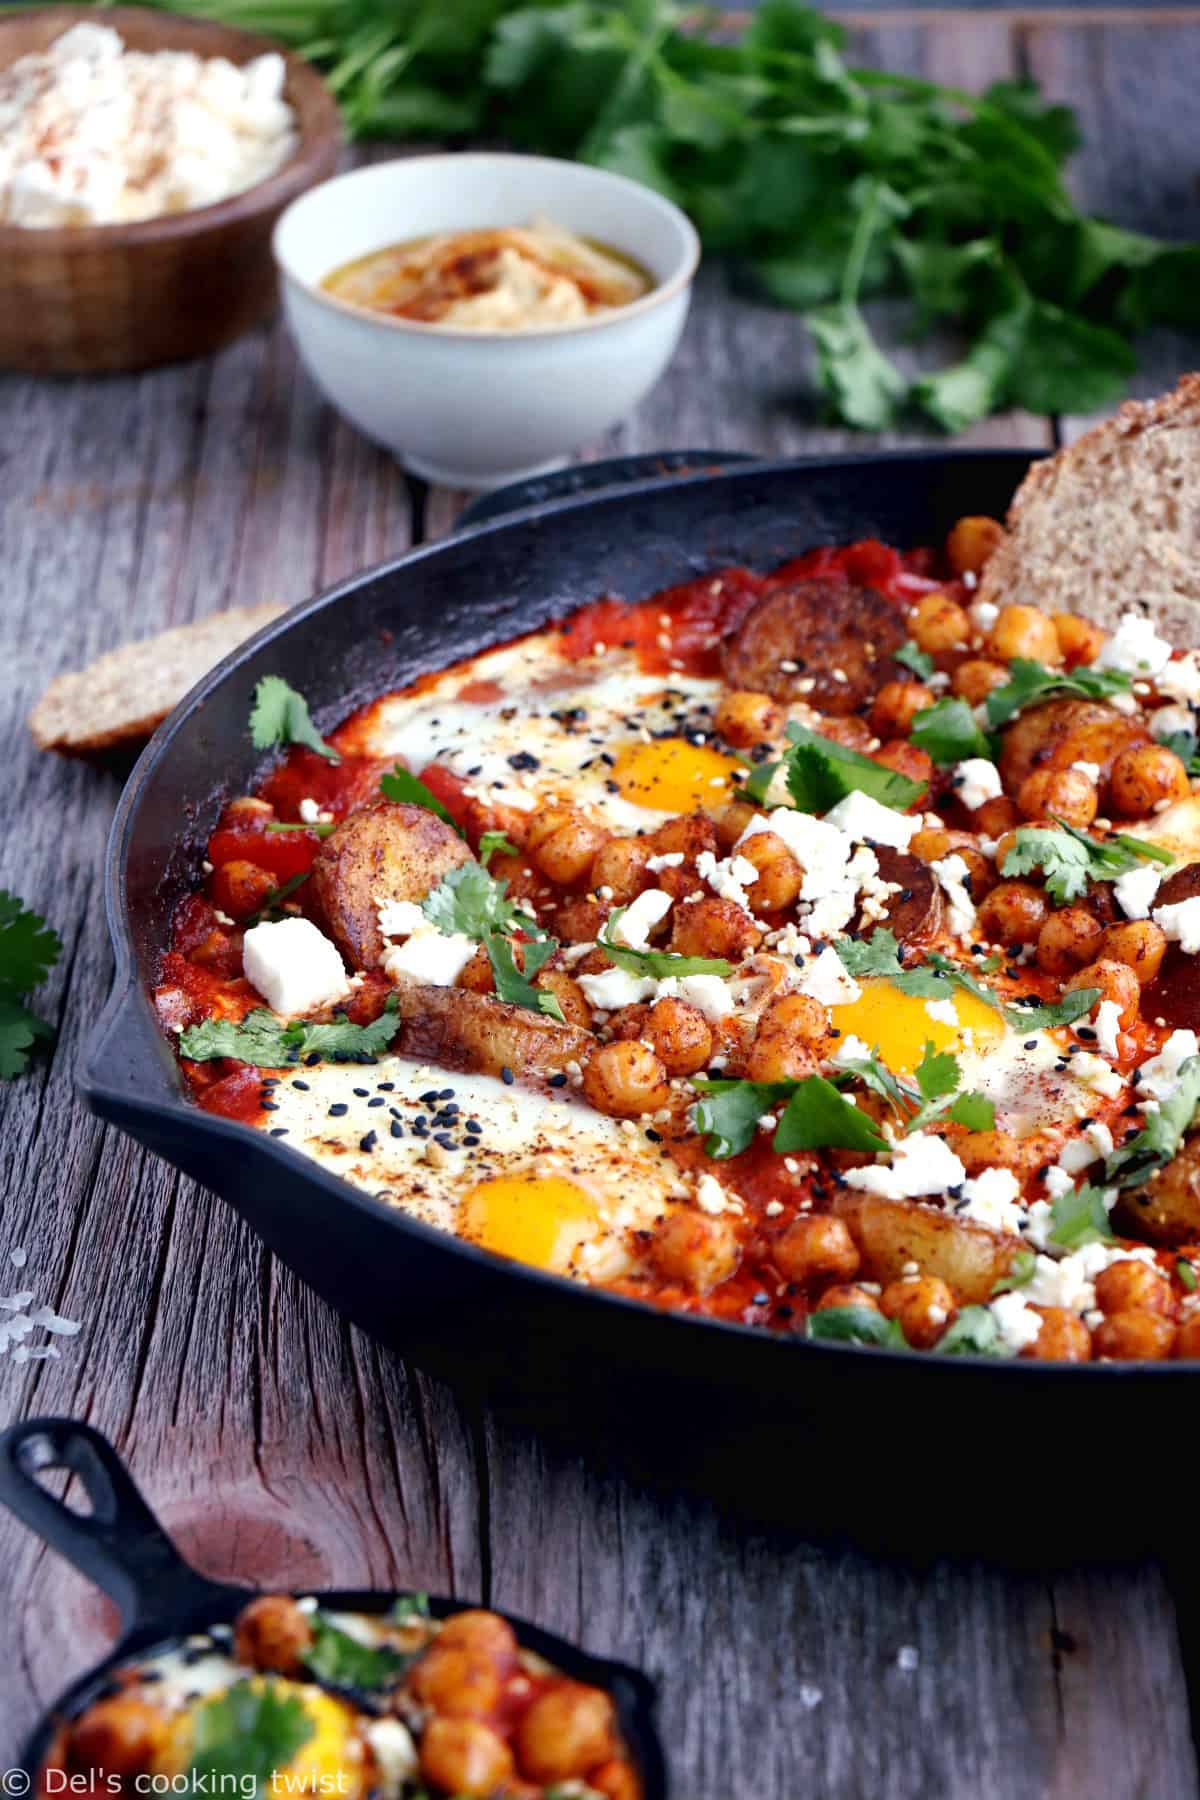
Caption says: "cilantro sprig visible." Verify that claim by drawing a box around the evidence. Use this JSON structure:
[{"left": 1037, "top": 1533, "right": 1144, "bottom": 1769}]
[
  {"left": 756, "top": 721, "right": 926, "bottom": 816},
  {"left": 834, "top": 1040, "right": 995, "bottom": 1135},
  {"left": 304, "top": 1613, "right": 410, "bottom": 1692},
  {"left": 1001, "top": 820, "right": 1172, "bottom": 904},
  {"left": 931, "top": 1304, "right": 1006, "bottom": 1357},
  {"left": 1047, "top": 1181, "right": 1116, "bottom": 1250},
  {"left": 692, "top": 1075, "right": 887, "bottom": 1160},
  {"left": 250, "top": 676, "right": 340, "bottom": 765},
  {"left": 188, "top": 1681, "right": 314, "bottom": 1793},
  {"left": 478, "top": 830, "right": 519, "bottom": 866},
  {"left": 985, "top": 659, "right": 1133, "bottom": 729},
  {"left": 598, "top": 909, "right": 733, "bottom": 981},
  {"left": 419, "top": 863, "right": 564, "bottom": 1023},
  {"left": 380, "top": 764, "right": 465, "bottom": 836},
  {"left": 0, "top": 891, "right": 61, "bottom": 1080},
  {"left": 894, "top": 640, "right": 935, "bottom": 681},
  {"left": 806, "top": 1306, "right": 908, "bottom": 1349},
  {"left": 910, "top": 697, "right": 994, "bottom": 765},
  {"left": 178, "top": 996, "right": 401, "bottom": 1067},
  {"left": 1104, "top": 1056, "right": 1200, "bottom": 1189},
  {"left": 834, "top": 930, "right": 1096, "bottom": 1033}
]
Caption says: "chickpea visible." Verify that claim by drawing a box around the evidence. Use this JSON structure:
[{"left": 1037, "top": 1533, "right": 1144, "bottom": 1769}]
[
  {"left": 738, "top": 830, "right": 804, "bottom": 912},
  {"left": 436, "top": 1609, "right": 518, "bottom": 1664},
  {"left": 987, "top": 605, "right": 1062, "bottom": 667},
  {"left": 210, "top": 858, "right": 276, "bottom": 920},
  {"left": 946, "top": 514, "right": 1005, "bottom": 576},
  {"left": 1016, "top": 767, "right": 1097, "bottom": 829},
  {"left": 589, "top": 1758, "right": 643, "bottom": 1800},
  {"left": 516, "top": 1682, "right": 617, "bottom": 1783},
  {"left": 535, "top": 967, "right": 592, "bottom": 1028},
  {"left": 526, "top": 809, "right": 609, "bottom": 886},
  {"left": 814, "top": 1283, "right": 881, "bottom": 1313},
  {"left": 420, "top": 1717, "right": 515, "bottom": 1795},
  {"left": 1064, "top": 957, "right": 1141, "bottom": 1029},
  {"left": 716, "top": 688, "right": 784, "bottom": 749},
  {"left": 977, "top": 881, "right": 1049, "bottom": 947},
  {"left": 910, "top": 591, "right": 970, "bottom": 654},
  {"left": 1036, "top": 907, "right": 1103, "bottom": 978},
  {"left": 1053, "top": 612, "right": 1105, "bottom": 667},
  {"left": 715, "top": 800, "right": 758, "bottom": 851},
  {"left": 974, "top": 795, "right": 1021, "bottom": 838},
  {"left": 1108, "top": 744, "right": 1191, "bottom": 819},
  {"left": 1092, "top": 1310, "right": 1177, "bottom": 1361},
  {"left": 591, "top": 838, "right": 651, "bottom": 904},
  {"left": 1098, "top": 919, "right": 1167, "bottom": 986},
  {"left": 670, "top": 895, "right": 762, "bottom": 961},
  {"left": 582, "top": 1041, "right": 670, "bottom": 1118},
  {"left": 1094, "top": 1260, "right": 1174, "bottom": 1318},
  {"left": 952, "top": 658, "right": 1009, "bottom": 705},
  {"left": 879, "top": 1275, "right": 957, "bottom": 1349},
  {"left": 638, "top": 996, "right": 713, "bottom": 1076},
  {"left": 745, "top": 993, "right": 833, "bottom": 1083},
  {"left": 646, "top": 812, "right": 718, "bottom": 863},
  {"left": 233, "top": 1594, "right": 313, "bottom": 1676},
  {"left": 70, "top": 1699, "right": 167, "bottom": 1775},
  {"left": 1173, "top": 1314, "right": 1200, "bottom": 1360},
  {"left": 555, "top": 896, "right": 609, "bottom": 944},
  {"left": 773, "top": 1215, "right": 860, "bottom": 1286},
  {"left": 411, "top": 1645, "right": 503, "bottom": 1718},
  {"left": 871, "top": 679, "right": 933, "bottom": 738},
  {"left": 1022, "top": 1307, "right": 1091, "bottom": 1362},
  {"left": 874, "top": 739, "right": 934, "bottom": 790},
  {"left": 650, "top": 1208, "right": 740, "bottom": 1293},
  {"left": 910, "top": 828, "right": 995, "bottom": 898}
]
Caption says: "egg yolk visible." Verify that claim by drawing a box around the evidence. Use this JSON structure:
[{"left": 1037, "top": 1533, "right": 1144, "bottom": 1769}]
[
  {"left": 461, "top": 1173, "right": 601, "bottom": 1273},
  {"left": 830, "top": 979, "right": 1005, "bottom": 1078},
  {"left": 610, "top": 738, "right": 740, "bottom": 812},
  {"left": 159, "top": 1683, "right": 364, "bottom": 1792}
]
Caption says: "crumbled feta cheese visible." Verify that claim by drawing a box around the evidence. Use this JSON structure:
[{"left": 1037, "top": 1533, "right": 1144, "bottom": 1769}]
[
  {"left": 1095, "top": 611, "right": 1173, "bottom": 678},
  {"left": 1044, "top": 1166, "right": 1076, "bottom": 1198},
  {"left": 656, "top": 973, "right": 735, "bottom": 1021},
  {"left": 377, "top": 898, "right": 429, "bottom": 938},
  {"left": 957, "top": 1166, "right": 1023, "bottom": 1234},
  {"left": 1153, "top": 894, "right": 1200, "bottom": 954},
  {"left": 925, "top": 997, "right": 959, "bottom": 1027},
  {"left": 844, "top": 1131, "right": 967, "bottom": 1199},
  {"left": 1114, "top": 864, "right": 1163, "bottom": 921},
  {"left": 242, "top": 918, "right": 350, "bottom": 1017},
  {"left": 1156, "top": 652, "right": 1200, "bottom": 706},
  {"left": 954, "top": 758, "right": 1002, "bottom": 811},
  {"left": 696, "top": 1173, "right": 731, "bottom": 1215},
  {"left": 611, "top": 888, "right": 672, "bottom": 948},
  {"left": 798, "top": 947, "right": 861, "bottom": 1008},
  {"left": 645, "top": 851, "right": 685, "bottom": 872},
  {"left": 363, "top": 1719, "right": 419, "bottom": 1798},
  {"left": 578, "top": 967, "right": 656, "bottom": 1011},
  {"left": 1070, "top": 761, "right": 1102, "bottom": 785},
  {"left": 382, "top": 930, "right": 476, "bottom": 988},
  {"left": 1023, "top": 1239, "right": 1155, "bottom": 1311},
  {"left": 1150, "top": 703, "right": 1195, "bottom": 743},
  {"left": 696, "top": 850, "right": 759, "bottom": 912},
  {"left": 298, "top": 796, "right": 321, "bottom": 824},
  {"left": 970, "top": 599, "right": 999, "bottom": 633},
  {"left": 1057, "top": 1121, "right": 1114, "bottom": 1176},
  {"left": 832, "top": 1034, "right": 872, "bottom": 1068},
  {"left": 1136, "top": 1029, "right": 1200, "bottom": 1100},
  {"left": 989, "top": 1290, "right": 1043, "bottom": 1353},
  {"left": 1069, "top": 1053, "right": 1125, "bottom": 1099},
  {"left": 1093, "top": 998, "right": 1122, "bottom": 1061},
  {"left": 1024, "top": 1199, "right": 1054, "bottom": 1248},
  {"left": 823, "top": 790, "right": 919, "bottom": 850},
  {"left": 932, "top": 853, "right": 977, "bottom": 938}
]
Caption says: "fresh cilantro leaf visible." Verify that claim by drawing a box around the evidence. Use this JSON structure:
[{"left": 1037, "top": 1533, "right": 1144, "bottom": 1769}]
[
  {"left": 421, "top": 863, "right": 527, "bottom": 940},
  {"left": 691, "top": 1078, "right": 795, "bottom": 1160},
  {"left": 250, "top": 676, "right": 339, "bottom": 765},
  {"left": 1105, "top": 1056, "right": 1200, "bottom": 1189},
  {"left": 914, "top": 1041, "right": 959, "bottom": 1103},
  {"left": 0, "top": 891, "right": 62, "bottom": 995},
  {"left": 835, "top": 930, "right": 906, "bottom": 980},
  {"left": 991, "top": 1249, "right": 1036, "bottom": 1295},
  {"left": 178, "top": 996, "right": 401, "bottom": 1068},
  {"left": 1159, "top": 728, "right": 1200, "bottom": 771},
  {"left": 246, "top": 869, "right": 311, "bottom": 927},
  {"left": 895, "top": 639, "right": 935, "bottom": 681},
  {"left": 1002, "top": 821, "right": 1171, "bottom": 904},
  {"left": 805, "top": 1305, "right": 908, "bottom": 1349},
  {"left": 1178, "top": 1258, "right": 1199, "bottom": 1294},
  {"left": 1007, "top": 303, "right": 1135, "bottom": 417},
  {"left": 807, "top": 300, "right": 906, "bottom": 430},
  {"left": 1047, "top": 1181, "right": 1116, "bottom": 1250},
  {"left": 304, "top": 1614, "right": 409, "bottom": 1692},
  {"left": 775, "top": 1076, "right": 890, "bottom": 1154},
  {"left": 484, "top": 932, "right": 565, "bottom": 1023},
  {"left": 832, "top": 1049, "right": 911, "bottom": 1117},
  {"left": 912, "top": 272, "right": 1032, "bottom": 433},
  {"left": 265, "top": 820, "right": 335, "bottom": 838},
  {"left": 599, "top": 910, "right": 732, "bottom": 981},
  {"left": 478, "top": 830, "right": 519, "bottom": 867},
  {"left": 0, "top": 999, "right": 46, "bottom": 1081},
  {"left": 946, "top": 1091, "right": 996, "bottom": 1131},
  {"left": 379, "top": 765, "right": 464, "bottom": 836},
  {"left": 985, "top": 659, "right": 1133, "bottom": 729},
  {"left": 909, "top": 697, "right": 993, "bottom": 765},
  {"left": 188, "top": 1680, "right": 314, "bottom": 1792},
  {"left": 1002, "top": 988, "right": 1099, "bottom": 1032},
  {"left": 932, "top": 1304, "right": 1005, "bottom": 1357},
  {"left": 392, "top": 1592, "right": 431, "bottom": 1624},
  {"left": 782, "top": 723, "right": 925, "bottom": 812},
  {"left": 740, "top": 758, "right": 782, "bottom": 806}
]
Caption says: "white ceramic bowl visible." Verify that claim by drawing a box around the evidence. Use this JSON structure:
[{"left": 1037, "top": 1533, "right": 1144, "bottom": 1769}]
[{"left": 272, "top": 152, "right": 700, "bottom": 489}]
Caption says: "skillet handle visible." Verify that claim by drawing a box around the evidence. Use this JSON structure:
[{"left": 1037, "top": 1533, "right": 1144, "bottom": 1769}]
[{"left": 0, "top": 1417, "right": 247, "bottom": 1633}]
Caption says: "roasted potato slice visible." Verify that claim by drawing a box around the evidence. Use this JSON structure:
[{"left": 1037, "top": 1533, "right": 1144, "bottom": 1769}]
[
  {"left": 832, "top": 1193, "right": 1022, "bottom": 1303},
  {"left": 312, "top": 800, "right": 473, "bottom": 969},
  {"left": 390, "top": 977, "right": 594, "bottom": 1081},
  {"left": 1114, "top": 1137, "right": 1200, "bottom": 1247}
]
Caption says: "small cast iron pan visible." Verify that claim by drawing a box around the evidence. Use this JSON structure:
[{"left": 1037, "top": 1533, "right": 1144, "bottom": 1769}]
[{"left": 0, "top": 1417, "right": 667, "bottom": 1791}]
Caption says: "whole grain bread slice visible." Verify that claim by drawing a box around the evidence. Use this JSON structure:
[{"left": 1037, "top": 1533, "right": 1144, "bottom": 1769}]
[
  {"left": 30, "top": 602, "right": 286, "bottom": 757},
  {"left": 978, "top": 373, "right": 1200, "bottom": 643}
]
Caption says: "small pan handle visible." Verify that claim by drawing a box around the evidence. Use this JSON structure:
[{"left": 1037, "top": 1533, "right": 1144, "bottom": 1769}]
[{"left": 0, "top": 1417, "right": 247, "bottom": 1634}]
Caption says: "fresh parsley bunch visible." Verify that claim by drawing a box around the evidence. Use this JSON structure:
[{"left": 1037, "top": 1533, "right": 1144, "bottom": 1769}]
[{"left": 133, "top": 0, "right": 1200, "bottom": 430}]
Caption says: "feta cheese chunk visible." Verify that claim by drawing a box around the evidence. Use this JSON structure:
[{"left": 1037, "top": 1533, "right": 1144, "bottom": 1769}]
[
  {"left": 1069, "top": 1053, "right": 1125, "bottom": 1100},
  {"left": 989, "top": 1291, "right": 1043, "bottom": 1354},
  {"left": 1095, "top": 611, "right": 1173, "bottom": 678},
  {"left": 611, "top": 888, "right": 672, "bottom": 948},
  {"left": 798, "top": 946, "right": 861, "bottom": 1008},
  {"left": 1114, "top": 864, "right": 1162, "bottom": 921},
  {"left": 377, "top": 898, "right": 429, "bottom": 938},
  {"left": 1135, "top": 1029, "right": 1200, "bottom": 1101},
  {"left": 242, "top": 917, "right": 350, "bottom": 1018},
  {"left": 1094, "top": 998, "right": 1123, "bottom": 1061},
  {"left": 364, "top": 1720, "right": 419, "bottom": 1797},
  {"left": 957, "top": 1166, "right": 1023, "bottom": 1234},
  {"left": 696, "top": 1173, "right": 731, "bottom": 1215},
  {"left": 578, "top": 967, "right": 656, "bottom": 1011},
  {"left": 656, "top": 973, "right": 735, "bottom": 1021},
  {"left": 954, "top": 758, "right": 1002, "bottom": 812},
  {"left": 1153, "top": 894, "right": 1200, "bottom": 954},
  {"left": 1155, "top": 651, "right": 1200, "bottom": 706},
  {"left": 844, "top": 1131, "right": 967, "bottom": 1200},
  {"left": 382, "top": 931, "right": 476, "bottom": 988},
  {"left": 932, "top": 853, "right": 977, "bottom": 938},
  {"left": 823, "top": 790, "right": 919, "bottom": 851},
  {"left": 696, "top": 850, "right": 759, "bottom": 912}
]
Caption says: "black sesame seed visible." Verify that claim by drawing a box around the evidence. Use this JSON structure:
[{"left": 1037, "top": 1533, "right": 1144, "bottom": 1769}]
[
  {"left": 270, "top": 1128, "right": 289, "bottom": 1138},
  {"left": 390, "top": 1121, "right": 404, "bottom": 1139},
  {"left": 368, "top": 1097, "right": 385, "bottom": 1108},
  {"left": 501, "top": 1066, "right": 515, "bottom": 1085},
  {"left": 329, "top": 1103, "right": 349, "bottom": 1117},
  {"left": 353, "top": 1086, "right": 370, "bottom": 1097},
  {"left": 305, "top": 1052, "right": 320, "bottom": 1066},
  {"left": 262, "top": 1100, "right": 279, "bottom": 1112},
  {"left": 292, "top": 1079, "right": 310, "bottom": 1091},
  {"left": 466, "top": 1118, "right": 482, "bottom": 1130},
  {"left": 548, "top": 1074, "right": 568, "bottom": 1089},
  {"left": 508, "top": 750, "right": 540, "bottom": 771},
  {"left": 360, "top": 1131, "right": 378, "bottom": 1152},
  {"left": 378, "top": 1082, "right": 394, "bottom": 1092},
  {"left": 1024, "top": 1039, "right": 1038, "bottom": 1050},
  {"left": 1077, "top": 1026, "right": 1097, "bottom": 1042}
]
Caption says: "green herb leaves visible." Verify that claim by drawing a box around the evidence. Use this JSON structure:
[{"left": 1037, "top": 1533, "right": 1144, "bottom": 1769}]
[
  {"left": 598, "top": 910, "right": 732, "bottom": 981},
  {"left": 0, "top": 891, "right": 61, "bottom": 1080},
  {"left": 250, "top": 676, "right": 340, "bottom": 764},
  {"left": 691, "top": 1075, "right": 887, "bottom": 1160},
  {"left": 909, "top": 698, "right": 993, "bottom": 765},
  {"left": 485, "top": 933, "right": 565, "bottom": 1023},
  {"left": 178, "top": 996, "right": 401, "bottom": 1068},
  {"left": 805, "top": 1305, "right": 908, "bottom": 1349},
  {"left": 984, "top": 658, "right": 1133, "bottom": 729},
  {"left": 1047, "top": 1181, "right": 1116, "bottom": 1250},
  {"left": 779, "top": 723, "right": 926, "bottom": 812},
  {"left": 835, "top": 930, "right": 1098, "bottom": 1034},
  {"left": 188, "top": 1681, "right": 314, "bottom": 1793},
  {"left": 304, "top": 1614, "right": 409, "bottom": 1691},
  {"left": 419, "top": 863, "right": 563, "bottom": 1023},
  {"left": 380, "top": 765, "right": 464, "bottom": 835},
  {"left": 1001, "top": 820, "right": 1171, "bottom": 904},
  {"left": 1104, "top": 1055, "right": 1200, "bottom": 1189}
]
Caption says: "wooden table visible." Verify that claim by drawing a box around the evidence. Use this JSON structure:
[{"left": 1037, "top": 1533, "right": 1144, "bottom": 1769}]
[{"left": 3, "top": 11, "right": 1200, "bottom": 1794}]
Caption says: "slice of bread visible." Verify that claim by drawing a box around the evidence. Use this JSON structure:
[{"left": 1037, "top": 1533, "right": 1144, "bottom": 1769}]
[
  {"left": 978, "top": 373, "right": 1200, "bottom": 642},
  {"left": 30, "top": 602, "right": 286, "bottom": 757}
]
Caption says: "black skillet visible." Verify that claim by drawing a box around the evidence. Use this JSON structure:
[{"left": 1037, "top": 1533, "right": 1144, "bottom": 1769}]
[
  {"left": 78, "top": 449, "right": 1198, "bottom": 1557},
  {"left": 0, "top": 1417, "right": 667, "bottom": 1789}
]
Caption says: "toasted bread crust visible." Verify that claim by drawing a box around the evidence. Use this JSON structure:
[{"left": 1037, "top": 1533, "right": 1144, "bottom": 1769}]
[
  {"left": 977, "top": 374, "right": 1200, "bottom": 639},
  {"left": 29, "top": 602, "right": 286, "bottom": 756}
]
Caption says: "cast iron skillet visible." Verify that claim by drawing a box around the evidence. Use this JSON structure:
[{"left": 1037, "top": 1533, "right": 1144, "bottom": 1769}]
[
  {"left": 0, "top": 1417, "right": 666, "bottom": 1787},
  {"left": 79, "top": 451, "right": 1197, "bottom": 1553}
]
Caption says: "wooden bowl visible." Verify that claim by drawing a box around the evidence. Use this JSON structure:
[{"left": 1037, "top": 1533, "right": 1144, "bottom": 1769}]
[{"left": 0, "top": 6, "right": 341, "bottom": 373}]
